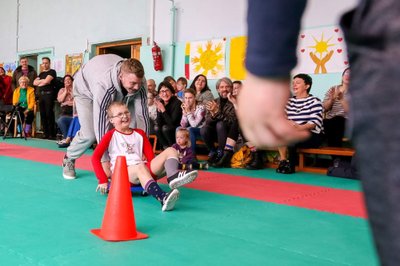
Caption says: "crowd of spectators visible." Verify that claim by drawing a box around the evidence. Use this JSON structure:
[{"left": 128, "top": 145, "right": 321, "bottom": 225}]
[{"left": 1, "top": 55, "right": 350, "bottom": 171}]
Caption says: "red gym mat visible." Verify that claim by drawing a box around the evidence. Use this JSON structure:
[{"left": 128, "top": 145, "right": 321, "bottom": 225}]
[{"left": 0, "top": 142, "right": 366, "bottom": 218}]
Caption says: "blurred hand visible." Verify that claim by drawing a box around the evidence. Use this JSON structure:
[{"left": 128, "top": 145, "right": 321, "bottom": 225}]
[{"left": 237, "top": 73, "right": 310, "bottom": 148}]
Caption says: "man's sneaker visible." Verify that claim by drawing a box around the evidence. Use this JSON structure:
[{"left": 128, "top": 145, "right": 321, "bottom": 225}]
[
  {"left": 62, "top": 155, "right": 76, "bottom": 179},
  {"left": 167, "top": 170, "right": 198, "bottom": 189},
  {"left": 161, "top": 189, "right": 180, "bottom": 211}
]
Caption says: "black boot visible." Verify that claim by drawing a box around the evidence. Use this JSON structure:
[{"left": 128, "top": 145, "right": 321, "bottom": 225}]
[
  {"left": 213, "top": 150, "right": 234, "bottom": 168},
  {"left": 246, "top": 151, "right": 264, "bottom": 170},
  {"left": 276, "top": 160, "right": 294, "bottom": 174},
  {"left": 208, "top": 149, "right": 223, "bottom": 164}
]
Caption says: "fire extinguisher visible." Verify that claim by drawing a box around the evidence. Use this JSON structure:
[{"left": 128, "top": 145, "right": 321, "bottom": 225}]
[{"left": 152, "top": 42, "right": 163, "bottom": 71}]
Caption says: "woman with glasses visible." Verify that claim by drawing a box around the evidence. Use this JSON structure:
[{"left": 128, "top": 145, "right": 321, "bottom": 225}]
[{"left": 154, "top": 81, "right": 182, "bottom": 149}]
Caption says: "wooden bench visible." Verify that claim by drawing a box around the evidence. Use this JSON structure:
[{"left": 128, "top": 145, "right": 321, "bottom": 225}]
[
  {"left": 149, "top": 134, "right": 159, "bottom": 154},
  {"left": 297, "top": 147, "right": 355, "bottom": 174}
]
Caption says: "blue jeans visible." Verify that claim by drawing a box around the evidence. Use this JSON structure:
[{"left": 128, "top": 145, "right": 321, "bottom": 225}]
[
  {"left": 188, "top": 127, "right": 202, "bottom": 155},
  {"left": 57, "top": 116, "right": 73, "bottom": 138}
]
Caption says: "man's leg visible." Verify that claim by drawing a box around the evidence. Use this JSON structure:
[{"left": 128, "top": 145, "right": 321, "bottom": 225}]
[
  {"left": 342, "top": 1, "right": 400, "bottom": 264},
  {"left": 63, "top": 95, "right": 96, "bottom": 179}
]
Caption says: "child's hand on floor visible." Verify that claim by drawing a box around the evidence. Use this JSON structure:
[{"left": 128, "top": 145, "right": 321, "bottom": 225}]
[{"left": 96, "top": 183, "right": 108, "bottom": 194}]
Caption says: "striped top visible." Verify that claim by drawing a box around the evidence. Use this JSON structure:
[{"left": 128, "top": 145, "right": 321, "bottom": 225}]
[
  {"left": 323, "top": 85, "right": 348, "bottom": 119},
  {"left": 286, "top": 95, "right": 323, "bottom": 134}
]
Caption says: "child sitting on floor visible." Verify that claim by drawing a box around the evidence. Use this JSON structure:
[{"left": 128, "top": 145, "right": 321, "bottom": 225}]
[
  {"left": 173, "top": 128, "right": 208, "bottom": 170},
  {"left": 91, "top": 101, "right": 198, "bottom": 211}
]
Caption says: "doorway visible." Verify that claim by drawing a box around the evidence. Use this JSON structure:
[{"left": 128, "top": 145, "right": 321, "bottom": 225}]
[{"left": 96, "top": 39, "right": 142, "bottom": 59}]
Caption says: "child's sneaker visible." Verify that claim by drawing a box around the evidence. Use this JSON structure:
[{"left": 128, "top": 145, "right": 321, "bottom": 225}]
[
  {"left": 161, "top": 189, "right": 180, "bottom": 211},
  {"left": 167, "top": 170, "right": 198, "bottom": 189},
  {"left": 62, "top": 155, "right": 76, "bottom": 179}
]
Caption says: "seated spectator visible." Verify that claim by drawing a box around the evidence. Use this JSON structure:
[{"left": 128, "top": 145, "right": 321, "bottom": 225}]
[
  {"left": 0, "top": 66, "right": 13, "bottom": 105},
  {"left": 13, "top": 76, "right": 35, "bottom": 137},
  {"left": 147, "top": 92, "right": 157, "bottom": 134},
  {"left": 56, "top": 75, "right": 74, "bottom": 141},
  {"left": 189, "top": 74, "right": 214, "bottom": 105},
  {"left": 154, "top": 81, "right": 182, "bottom": 149},
  {"left": 322, "top": 67, "right": 350, "bottom": 147},
  {"left": 176, "top": 77, "right": 187, "bottom": 100},
  {"left": 276, "top": 74, "right": 324, "bottom": 174},
  {"left": 173, "top": 127, "right": 208, "bottom": 170},
  {"left": 180, "top": 88, "right": 206, "bottom": 156},
  {"left": 228, "top": 80, "right": 264, "bottom": 170},
  {"left": 201, "top": 77, "right": 239, "bottom": 168},
  {"left": 57, "top": 104, "right": 80, "bottom": 148},
  {"left": 164, "top": 76, "right": 177, "bottom": 93},
  {"left": 146, "top": 78, "right": 157, "bottom": 96},
  {"left": 173, "top": 128, "right": 196, "bottom": 165}
]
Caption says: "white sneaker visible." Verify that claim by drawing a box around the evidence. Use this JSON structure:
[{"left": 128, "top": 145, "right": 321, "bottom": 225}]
[
  {"left": 62, "top": 155, "right": 76, "bottom": 179},
  {"left": 168, "top": 170, "right": 198, "bottom": 189},
  {"left": 161, "top": 189, "right": 180, "bottom": 211}
]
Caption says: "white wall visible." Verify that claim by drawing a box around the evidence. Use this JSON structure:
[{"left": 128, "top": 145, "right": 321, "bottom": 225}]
[
  {"left": 153, "top": 0, "right": 247, "bottom": 44},
  {"left": 0, "top": 1, "right": 18, "bottom": 62},
  {"left": 1, "top": 0, "right": 149, "bottom": 61},
  {"left": 302, "top": 0, "right": 358, "bottom": 27},
  {"left": 0, "top": 0, "right": 359, "bottom": 98}
]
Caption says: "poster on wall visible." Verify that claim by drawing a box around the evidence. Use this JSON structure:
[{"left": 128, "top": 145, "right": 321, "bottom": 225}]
[
  {"left": 65, "top": 53, "right": 83, "bottom": 76},
  {"left": 52, "top": 58, "right": 65, "bottom": 74},
  {"left": 229, "top": 36, "right": 247, "bottom": 80},
  {"left": 3, "top": 62, "right": 16, "bottom": 77},
  {"left": 185, "top": 39, "right": 226, "bottom": 80},
  {"left": 293, "top": 25, "right": 348, "bottom": 75}
]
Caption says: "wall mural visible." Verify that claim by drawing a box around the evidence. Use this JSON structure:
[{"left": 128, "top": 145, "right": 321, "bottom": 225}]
[
  {"left": 293, "top": 26, "right": 348, "bottom": 74},
  {"left": 185, "top": 39, "right": 226, "bottom": 80}
]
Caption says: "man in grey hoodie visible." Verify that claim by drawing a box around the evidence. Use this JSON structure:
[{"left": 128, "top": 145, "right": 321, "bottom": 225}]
[{"left": 62, "top": 54, "right": 150, "bottom": 180}]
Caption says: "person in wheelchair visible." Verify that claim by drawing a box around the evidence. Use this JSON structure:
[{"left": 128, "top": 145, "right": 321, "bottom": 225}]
[{"left": 12, "top": 76, "right": 35, "bottom": 137}]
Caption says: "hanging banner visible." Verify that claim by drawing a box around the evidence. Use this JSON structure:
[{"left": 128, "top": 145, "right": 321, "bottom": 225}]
[{"left": 229, "top": 36, "right": 247, "bottom": 80}]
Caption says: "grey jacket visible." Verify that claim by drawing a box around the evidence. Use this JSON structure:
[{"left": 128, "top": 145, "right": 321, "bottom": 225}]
[{"left": 73, "top": 54, "right": 149, "bottom": 141}]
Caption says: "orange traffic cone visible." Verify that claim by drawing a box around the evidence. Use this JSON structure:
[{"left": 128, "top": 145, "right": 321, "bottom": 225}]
[{"left": 91, "top": 156, "right": 148, "bottom": 241}]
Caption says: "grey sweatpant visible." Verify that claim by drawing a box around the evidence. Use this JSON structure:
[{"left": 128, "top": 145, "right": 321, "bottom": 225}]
[
  {"left": 66, "top": 94, "right": 96, "bottom": 160},
  {"left": 342, "top": 1, "right": 400, "bottom": 265}
]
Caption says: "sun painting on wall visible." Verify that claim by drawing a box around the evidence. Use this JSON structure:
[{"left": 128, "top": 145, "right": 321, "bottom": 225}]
[
  {"left": 189, "top": 39, "right": 226, "bottom": 79},
  {"left": 293, "top": 26, "right": 348, "bottom": 75}
]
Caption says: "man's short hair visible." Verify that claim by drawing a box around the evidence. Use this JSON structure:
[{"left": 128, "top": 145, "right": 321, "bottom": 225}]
[
  {"left": 42, "top": 57, "right": 51, "bottom": 63},
  {"left": 121, "top": 58, "right": 144, "bottom": 78}
]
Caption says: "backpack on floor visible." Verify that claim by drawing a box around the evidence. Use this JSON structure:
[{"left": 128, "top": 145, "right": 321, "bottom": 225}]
[{"left": 231, "top": 145, "right": 252, "bottom": 168}]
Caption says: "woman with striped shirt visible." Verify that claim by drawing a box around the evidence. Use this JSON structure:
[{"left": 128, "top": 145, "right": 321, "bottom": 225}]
[
  {"left": 276, "top": 73, "right": 323, "bottom": 174},
  {"left": 322, "top": 68, "right": 350, "bottom": 147}
]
